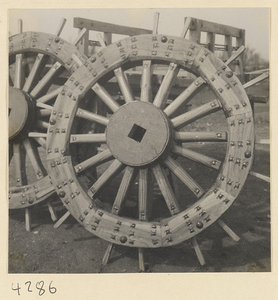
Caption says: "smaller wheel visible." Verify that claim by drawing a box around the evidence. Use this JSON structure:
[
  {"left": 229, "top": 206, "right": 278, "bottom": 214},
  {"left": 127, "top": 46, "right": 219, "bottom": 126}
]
[{"left": 9, "top": 31, "right": 86, "bottom": 216}]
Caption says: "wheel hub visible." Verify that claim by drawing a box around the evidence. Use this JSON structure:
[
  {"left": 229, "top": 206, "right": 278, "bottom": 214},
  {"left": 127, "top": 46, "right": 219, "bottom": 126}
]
[
  {"left": 106, "top": 101, "right": 172, "bottom": 166},
  {"left": 9, "top": 86, "right": 34, "bottom": 140}
]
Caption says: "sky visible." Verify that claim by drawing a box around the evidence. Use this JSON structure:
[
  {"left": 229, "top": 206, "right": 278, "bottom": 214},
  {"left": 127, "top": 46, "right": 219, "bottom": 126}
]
[{"left": 8, "top": 8, "right": 270, "bottom": 60}]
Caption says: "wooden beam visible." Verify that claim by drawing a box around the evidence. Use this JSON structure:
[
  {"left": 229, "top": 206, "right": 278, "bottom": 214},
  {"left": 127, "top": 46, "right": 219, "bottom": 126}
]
[
  {"left": 73, "top": 17, "right": 152, "bottom": 36},
  {"left": 188, "top": 17, "right": 242, "bottom": 38}
]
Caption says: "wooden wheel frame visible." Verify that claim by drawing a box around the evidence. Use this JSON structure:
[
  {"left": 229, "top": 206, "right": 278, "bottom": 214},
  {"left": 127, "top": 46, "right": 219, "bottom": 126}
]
[
  {"left": 9, "top": 30, "right": 87, "bottom": 211},
  {"left": 47, "top": 34, "right": 254, "bottom": 248}
]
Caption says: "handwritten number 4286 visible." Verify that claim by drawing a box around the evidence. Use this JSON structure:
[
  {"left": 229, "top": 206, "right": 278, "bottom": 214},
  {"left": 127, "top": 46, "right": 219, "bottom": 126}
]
[{"left": 12, "top": 281, "right": 57, "bottom": 296}]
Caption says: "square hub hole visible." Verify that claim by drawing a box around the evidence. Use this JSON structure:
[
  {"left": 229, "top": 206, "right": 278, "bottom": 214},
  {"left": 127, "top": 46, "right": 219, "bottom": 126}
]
[{"left": 128, "top": 124, "right": 147, "bottom": 143}]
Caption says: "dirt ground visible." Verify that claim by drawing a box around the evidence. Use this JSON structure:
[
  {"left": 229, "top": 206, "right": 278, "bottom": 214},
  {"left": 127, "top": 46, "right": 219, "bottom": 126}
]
[{"left": 8, "top": 89, "right": 270, "bottom": 274}]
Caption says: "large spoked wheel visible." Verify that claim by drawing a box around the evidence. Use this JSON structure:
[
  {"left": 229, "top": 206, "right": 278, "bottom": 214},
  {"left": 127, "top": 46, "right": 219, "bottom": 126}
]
[
  {"left": 47, "top": 34, "right": 254, "bottom": 249},
  {"left": 9, "top": 31, "right": 86, "bottom": 214}
]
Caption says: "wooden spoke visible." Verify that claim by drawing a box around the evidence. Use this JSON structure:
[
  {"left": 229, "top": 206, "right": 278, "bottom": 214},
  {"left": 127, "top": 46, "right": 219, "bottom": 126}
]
[
  {"left": 217, "top": 219, "right": 240, "bottom": 242},
  {"left": 70, "top": 133, "right": 106, "bottom": 144},
  {"left": 249, "top": 171, "right": 270, "bottom": 183},
  {"left": 22, "top": 138, "right": 45, "bottom": 180},
  {"left": 13, "top": 142, "right": 25, "bottom": 186},
  {"left": 36, "top": 86, "right": 63, "bottom": 103},
  {"left": 36, "top": 120, "right": 49, "bottom": 130},
  {"left": 174, "top": 131, "right": 227, "bottom": 143},
  {"left": 28, "top": 132, "right": 47, "bottom": 138},
  {"left": 25, "top": 208, "right": 31, "bottom": 232},
  {"left": 36, "top": 102, "right": 53, "bottom": 111},
  {"left": 102, "top": 242, "right": 114, "bottom": 265},
  {"left": 14, "top": 54, "right": 24, "bottom": 89},
  {"left": 114, "top": 67, "right": 134, "bottom": 103},
  {"left": 163, "top": 156, "right": 205, "bottom": 197},
  {"left": 192, "top": 237, "right": 206, "bottom": 266},
  {"left": 36, "top": 184, "right": 55, "bottom": 199},
  {"left": 171, "top": 100, "right": 221, "bottom": 129},
  {"left": 55, "top": 17, "right": 67, "bottom": 36},
  {"left": 37, "top": 109, "right": 52, "bottom": 118},
  {"left": 76, "top": 108, "right": 109, "bottom": 126},
  {"left": 30, "top": 62, "right": 63, "bottom": 99},
  {"left": 23, "top": 53, "right": 48, "bottom": 93},
  {"left": 92, "top": 83, "right": 120, "bottom": 113},
  {"left": 181, "top": 17, "right": 192, "bottom": 38},
  {"left": 225, "top": 45, "right": 245, "bottom": 66},
  {"left": 32, "top": 137, "right": 46, "bottom": 149},
  {"left": 73, "top": 28, "right": 88, "bottom": 46},
  {"left": 54, "top": 211, "right": 71, "bottom": 229},
  {"left": 164, "top": 77, "right": 205, "bottom": 117},
  {"left": 243, "top": 72, "right": 269, "bottom": 89},
  {"left": 140, "top": 60, "right": 153, "bottom": 102},
  {"left": 138, "top": 248, "right": 145, "bottom": 272},
  {"left": 153, "top": 63, "right": 180, "bottom": 109},
  {"left": 112, "top": 166, "right": 137, "bottom": 215},
  {"left": 152, "top": 164, "right": 180, "bottom": 215},
  {"left": 88, "top": 159, "right": 125, "bottom": 197},
  {"left": 172, "top": 144, "right": 221, "bottom": 170},
  {"left": 74, "top": 149, "right": 113, "bottom": 174},
  {"left": 47, "top": 201, "right": 58, "bottom": 222},
  {"left": 152, "top": 12, "right": 160, "bottom": 34},
  {"left": 72, "top": 53, "right": 83, "bottom": 67},
  {"left": 138, "top": 168, "right": 152, "bottom": 221}
]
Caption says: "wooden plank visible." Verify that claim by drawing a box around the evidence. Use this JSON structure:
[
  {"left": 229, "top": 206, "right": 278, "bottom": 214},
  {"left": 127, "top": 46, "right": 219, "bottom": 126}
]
[
  {"left": 74, "top": 17, "right": 152, "bottom": 36},
  {"left": 188, "top": 17, "right": 242, "bottom": 37}
]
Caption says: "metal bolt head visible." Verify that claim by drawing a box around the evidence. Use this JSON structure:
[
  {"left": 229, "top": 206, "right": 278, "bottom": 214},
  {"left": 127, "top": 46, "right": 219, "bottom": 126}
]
[
  {"left": 50, "top": 119, "right": 56, "bottom": 125},
  {"left": 120, "top": 236, "right": 127, "bottom": 243},
  {"left": 245, "top": 150, "right": 252, "bottom": 158},
  {"left": 59, "top": 191, "right": 66, "bottom": 198},
  {"left": 196, "top": 221, "right": 204, "bottom": 229},
  {"left": 226, "top": 71, "right": 233, "bottom": 78},
  {"left": 161, "top": 36, "right": 168, "bottom": 43}
]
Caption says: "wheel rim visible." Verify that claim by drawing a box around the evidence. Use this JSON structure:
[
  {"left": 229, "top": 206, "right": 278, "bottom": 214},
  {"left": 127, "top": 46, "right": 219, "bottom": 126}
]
[
  {"left": 9, "top": 31, "right": 86, "bottom": 209},
  {"left": 47, "top": 34, "right": 254, "bottom": 248}
]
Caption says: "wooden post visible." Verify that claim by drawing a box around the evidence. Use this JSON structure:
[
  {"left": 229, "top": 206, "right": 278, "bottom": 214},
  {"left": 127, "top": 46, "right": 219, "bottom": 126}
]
[{"left": 206, "top": 32, "right": 215, "bottom": 52}]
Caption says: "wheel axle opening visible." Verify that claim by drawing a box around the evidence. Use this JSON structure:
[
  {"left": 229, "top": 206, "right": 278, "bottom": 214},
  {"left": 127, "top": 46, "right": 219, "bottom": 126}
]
[{"left": 128, "top": 124, "right": 147, "bottom": 143}]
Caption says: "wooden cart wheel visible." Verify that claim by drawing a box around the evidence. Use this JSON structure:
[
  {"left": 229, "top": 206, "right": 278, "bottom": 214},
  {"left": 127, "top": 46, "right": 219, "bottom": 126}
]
[
  {"left": 8, "top": 29, "right": 87, "bottom": 226},
  {"left": 47, "top": 34, "right": 254, "bottom": 252}
]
